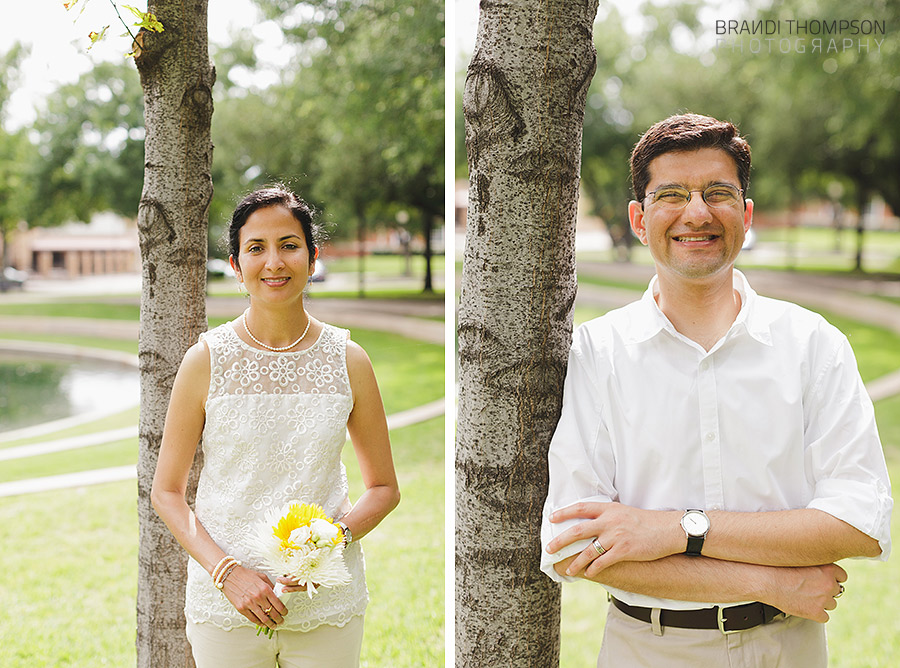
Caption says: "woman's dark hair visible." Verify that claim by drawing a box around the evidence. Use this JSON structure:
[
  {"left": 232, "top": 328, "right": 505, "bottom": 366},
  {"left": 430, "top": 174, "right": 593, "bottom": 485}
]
[
  {"left": 629, "top": 114, "right": 752, "bottom": 202},
  {"left": 228, "top": 185, "right": 319, "bottom": 265}
]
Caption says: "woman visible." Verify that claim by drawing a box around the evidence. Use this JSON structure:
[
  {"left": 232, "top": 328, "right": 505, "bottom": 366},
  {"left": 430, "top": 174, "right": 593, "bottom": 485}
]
[{"left": 151, "top": 186, "right": 400, "bottom": 668}]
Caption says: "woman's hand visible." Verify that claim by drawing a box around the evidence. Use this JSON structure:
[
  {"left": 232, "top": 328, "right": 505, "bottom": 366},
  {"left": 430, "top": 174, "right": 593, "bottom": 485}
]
[
  {"left": 276, "top": 575, "right": 310, "bottom": 594},
  {"left": 221, "top": 567, "right": 289, "bottom": 631}
]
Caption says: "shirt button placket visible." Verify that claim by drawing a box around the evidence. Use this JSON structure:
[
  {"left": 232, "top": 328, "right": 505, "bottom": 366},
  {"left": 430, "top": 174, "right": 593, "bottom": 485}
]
[{"left": 697, "top": 355, "right": 725, "bottom": 508}]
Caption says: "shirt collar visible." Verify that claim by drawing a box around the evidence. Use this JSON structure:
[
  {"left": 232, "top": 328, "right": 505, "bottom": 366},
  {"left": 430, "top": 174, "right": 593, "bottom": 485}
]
[{"left": 627, "top": 270, "right": 774, "bottom": 347}]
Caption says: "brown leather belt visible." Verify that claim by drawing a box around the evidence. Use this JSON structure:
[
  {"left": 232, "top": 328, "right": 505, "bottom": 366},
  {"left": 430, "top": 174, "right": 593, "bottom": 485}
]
[{"left": 611, "top": 597, "right": 784, "bottom": 634}]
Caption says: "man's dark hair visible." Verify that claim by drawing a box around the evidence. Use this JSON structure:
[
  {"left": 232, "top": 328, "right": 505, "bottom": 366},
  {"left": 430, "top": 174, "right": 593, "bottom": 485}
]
[{"left": 629, "top": 113, "right": 752, "bottom": 202}]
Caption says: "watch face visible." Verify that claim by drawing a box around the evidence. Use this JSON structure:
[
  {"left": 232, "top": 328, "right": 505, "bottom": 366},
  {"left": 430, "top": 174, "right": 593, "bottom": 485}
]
[{"left": 683, "top": 511, "right": 710, "bottom": 536}]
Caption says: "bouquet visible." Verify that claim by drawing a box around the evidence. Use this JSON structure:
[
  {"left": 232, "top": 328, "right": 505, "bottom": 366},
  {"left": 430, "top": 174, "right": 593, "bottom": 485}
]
[{"left": 250, "top": 501, "right": 352, "bottom": 637}]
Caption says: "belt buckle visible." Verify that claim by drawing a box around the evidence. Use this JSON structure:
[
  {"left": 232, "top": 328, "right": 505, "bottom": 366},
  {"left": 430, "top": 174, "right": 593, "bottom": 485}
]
[{"left": 717, "top": 606, "right": 740, "bottom": 635}]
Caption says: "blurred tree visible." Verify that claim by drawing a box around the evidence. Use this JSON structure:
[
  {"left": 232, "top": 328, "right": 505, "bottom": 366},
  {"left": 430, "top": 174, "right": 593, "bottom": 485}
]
[
  {"left": 25, "top": 60, "right": 146, "bottom": 226},
  {"left": 574, "top": 0, "right": 899, "bottom": 271},
  {"left": 578, "top": 8, "right": 639, "bottom": 261},
  {"left": 247, "top": 0, "right": 444, "bottom": 293},
  {"left": 761, "top": 0, "right": 900, "bottom": 270},
  {"left": 132, "top": 0, "right": 213, "bottom": 665},
  {"left": 0, "top": 43, "right": 33, "bottom": 283},
  {"left": 456, "top": 0, "right": 599, "bottom": 664}
]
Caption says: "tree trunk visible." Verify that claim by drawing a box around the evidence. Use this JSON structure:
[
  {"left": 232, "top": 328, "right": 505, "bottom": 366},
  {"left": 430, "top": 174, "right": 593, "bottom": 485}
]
[
  {"left": 134, "top": 2, "right": 214, "bottom": 666},
  {"left": 422, "top": 210, "right": 434, "bottom": 293},
  {"left": 357, "top": 205, "right": 367, "bottom": 297},
  {"left": 455, "top": 1, "right": 598, "bottom": 666},
  {"left": 854, "top": 186, "right": 868, "bottom": 272}
]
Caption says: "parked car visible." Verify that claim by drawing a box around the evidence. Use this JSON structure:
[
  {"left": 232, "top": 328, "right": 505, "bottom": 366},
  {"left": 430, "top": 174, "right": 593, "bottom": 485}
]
[
  {"left": 742, "top": 227, "right": 757, "bottom": 250},
  {"left": 310, "top": 259, "right": 327, "bottom": 283},
  {"left": 0, "top": 266, "right": 27, "bottom": 291},
  {"left": 206, "top": 258, "right": 236, "bottom": 279}
]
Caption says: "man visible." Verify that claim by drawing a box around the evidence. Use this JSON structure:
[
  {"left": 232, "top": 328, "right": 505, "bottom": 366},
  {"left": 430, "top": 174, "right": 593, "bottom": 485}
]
[{"left": 540, "top": 113, "right": 892, "bottom": 666}]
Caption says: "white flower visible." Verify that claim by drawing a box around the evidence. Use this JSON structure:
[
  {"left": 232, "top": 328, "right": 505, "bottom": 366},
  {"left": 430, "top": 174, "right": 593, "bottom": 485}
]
[
  {"left": 248, "top": 502, "right": 352, "bottom": 600},
  {"left": 309, "top": 518, "right": 339, "bottom": 546},
  {"left": 289, "top": 526, "right": 311, "bottom": 546}
]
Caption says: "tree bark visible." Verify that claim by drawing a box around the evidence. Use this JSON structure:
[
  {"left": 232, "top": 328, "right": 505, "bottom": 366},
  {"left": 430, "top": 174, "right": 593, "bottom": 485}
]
[
  {"left": 423, "top": 210, "right": 434, "bottom": 293},
  {"left": 456, "top": 1, "right": 598, "bottom": 666},
  {"left": 134, "top": 2, "right": 214, "bottom": 666},
  {"left": 854, "top": 186, "right": 868, "bottom": 272}
]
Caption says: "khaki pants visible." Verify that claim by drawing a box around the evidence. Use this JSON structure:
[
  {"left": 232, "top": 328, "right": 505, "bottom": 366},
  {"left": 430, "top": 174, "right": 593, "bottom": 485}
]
[
  {"left": 598, "top": 603, "right": 827, "bottom": 668},
  {"left": 186, "top": 615, "right": 365, "bottom": 668}
]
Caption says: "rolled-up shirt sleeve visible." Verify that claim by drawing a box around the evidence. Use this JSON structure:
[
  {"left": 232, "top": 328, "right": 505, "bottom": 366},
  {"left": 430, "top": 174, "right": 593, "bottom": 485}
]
[
  {"left": 540, "top": 330, "right": 618, "bottom": 582},
  {"left": 805, "top": 333, "right": 892, "bottom": 560}
]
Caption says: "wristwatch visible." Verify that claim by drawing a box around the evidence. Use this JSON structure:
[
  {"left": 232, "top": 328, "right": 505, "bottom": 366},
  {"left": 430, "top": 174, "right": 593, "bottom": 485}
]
[
  {"left": 336, "top": 521, "right": 352, "bottom": 547},
  {"left": 680, "top": 509, "right": 710, "bottom": 556}
]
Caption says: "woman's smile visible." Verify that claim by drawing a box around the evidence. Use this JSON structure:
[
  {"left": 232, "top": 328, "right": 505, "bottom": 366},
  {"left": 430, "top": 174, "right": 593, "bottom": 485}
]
[{"left": 231, "top": 204, "right": 315, "bottom": 304}]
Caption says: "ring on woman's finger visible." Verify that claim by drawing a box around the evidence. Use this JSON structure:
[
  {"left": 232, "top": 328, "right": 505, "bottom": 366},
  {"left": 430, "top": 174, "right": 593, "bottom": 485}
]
[
  {"left": 263, "top": 606, "right": 273, "bottom": 614},
  {"left": 835, "top": 584, "right": 845, "bottom": 599},
  {"left": 591, "top": 538, "right": 607, "bottom": 556}
]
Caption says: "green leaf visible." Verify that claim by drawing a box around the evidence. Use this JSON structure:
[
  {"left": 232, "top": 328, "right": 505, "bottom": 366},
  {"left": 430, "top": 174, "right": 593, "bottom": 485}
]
[
  {"left": 87, "top": 25, "right": 109, "bottom": 51},
  {"left": 121, "top": 5, "right": 164, "bottom": 32}
]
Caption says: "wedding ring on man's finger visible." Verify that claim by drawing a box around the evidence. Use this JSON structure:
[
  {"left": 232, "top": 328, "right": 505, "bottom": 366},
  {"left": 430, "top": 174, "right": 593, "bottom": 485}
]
[
  {"left": 835, "top": 584, "right": 845, "bottom": 599},
  {"left": 264, "top": 606, "right": 273, "bottom": 614},
  {"left": 591, "top": 538, "right": 607, "bottom": 556}
]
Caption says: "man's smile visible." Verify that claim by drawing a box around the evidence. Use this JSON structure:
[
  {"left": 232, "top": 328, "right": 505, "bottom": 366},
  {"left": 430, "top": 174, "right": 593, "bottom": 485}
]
[{"left": 672, "top": 234, "right": 718, "bottom": 242}]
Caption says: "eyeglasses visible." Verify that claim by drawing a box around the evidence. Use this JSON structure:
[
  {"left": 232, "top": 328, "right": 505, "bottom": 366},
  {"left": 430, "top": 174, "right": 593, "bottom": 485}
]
[{"left": 643, "top": 183, "right": 744, "bottom": 210}]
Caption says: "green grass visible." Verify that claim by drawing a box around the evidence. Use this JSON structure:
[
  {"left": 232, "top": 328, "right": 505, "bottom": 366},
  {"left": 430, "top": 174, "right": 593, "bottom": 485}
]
[
  {"left": 738, "top": 226, "right": 900, "bottom": 273},
  {"left": 0, "top": 416, "right": 444, "bottom": 668},
  {"left": 0, "top": 438, "right": 136, "bottom": 483},
  {"left": 0, "top": 481, "right": 140, "bottom": 667},
  {"left": 346, "top": 416, "right": 444, "bottom": 666},
  {"left": 322, "top": 253, "right": 445, "bottom": 278},
  {"left": 753, "top": 226, "right": 900, "bottom": 255},
  {"left": 575, "top": 273, "right": 648, "bottom": 294},
  {"left": 814, "top": 310, "right": 900, "bottom": 383},
  {"left": 344, "top": 328, "right": 443, "bottom": 415},
  {"left": 0, "top": 301, "right": 141, "bottom": 320},
  {"left": 0, "top": 407, "right": 139, "bottom": 450},
  {"left": 873, "top": 395, "right": 900, "bottom": 462},
  {"left": 0, "top": 331, "right": 138, "bottom": 354},
  {"left": 311, "top": 288, "right": 445, "bottom": 300},
  {"left": 573, "top": 306, "right": 608, "bottom": 327}
]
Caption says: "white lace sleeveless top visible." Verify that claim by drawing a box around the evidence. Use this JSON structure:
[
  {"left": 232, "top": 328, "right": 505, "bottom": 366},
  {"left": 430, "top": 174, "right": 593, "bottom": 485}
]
[{"left": 184, "top": 321, "right": 368, "bottom": 631}]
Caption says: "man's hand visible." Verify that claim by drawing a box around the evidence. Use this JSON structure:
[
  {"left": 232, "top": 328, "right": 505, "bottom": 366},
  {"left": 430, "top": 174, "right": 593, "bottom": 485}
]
[
  {"left": 546, "top": 502, "right": 683, "bottom": 575},
  {"left": 762, "top": 564, "right": 848, "bottom": 623}
]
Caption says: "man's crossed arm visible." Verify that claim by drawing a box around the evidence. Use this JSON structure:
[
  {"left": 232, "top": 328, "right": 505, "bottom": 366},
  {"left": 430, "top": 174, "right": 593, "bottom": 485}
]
[{"left": 546, "top": 503, "right": 878, "bottom": 622}]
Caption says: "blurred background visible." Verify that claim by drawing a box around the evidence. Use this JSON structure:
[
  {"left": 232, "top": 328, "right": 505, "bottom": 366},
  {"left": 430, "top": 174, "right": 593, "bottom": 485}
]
[
  {"left": 456, "top": 0, "right": 900, "bottom": 278},
  {"left": 1, "top": 0, "right": 444, "bottom": 296}
]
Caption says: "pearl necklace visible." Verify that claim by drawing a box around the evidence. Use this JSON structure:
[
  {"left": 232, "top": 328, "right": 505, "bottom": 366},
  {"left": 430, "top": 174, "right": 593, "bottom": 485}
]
[{"left": 241, "top": 310, "right": 311, "bottom": 352}]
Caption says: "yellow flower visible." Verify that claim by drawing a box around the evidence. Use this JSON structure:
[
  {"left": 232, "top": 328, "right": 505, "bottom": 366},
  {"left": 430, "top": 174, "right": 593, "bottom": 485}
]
[{"left": 271, "top": 502, "right": 342, "bottom": 551}]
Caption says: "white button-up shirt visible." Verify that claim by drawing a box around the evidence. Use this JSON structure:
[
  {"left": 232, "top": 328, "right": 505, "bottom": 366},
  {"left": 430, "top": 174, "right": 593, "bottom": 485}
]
[{"left": 540, "top": 272, "right": 892, "bottom": 609}]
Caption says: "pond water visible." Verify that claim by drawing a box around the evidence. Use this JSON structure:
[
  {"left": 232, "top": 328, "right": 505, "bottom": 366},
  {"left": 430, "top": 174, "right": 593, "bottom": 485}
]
[{"left": 0, "top": 353, "right": 139, "bottom": 434}]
